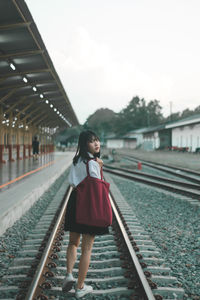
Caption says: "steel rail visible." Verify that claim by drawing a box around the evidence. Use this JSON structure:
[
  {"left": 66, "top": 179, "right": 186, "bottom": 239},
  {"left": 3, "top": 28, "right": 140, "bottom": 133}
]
[
  {"left": 104, "top": 164, "right": 200, "bottom": 191},
  {"left": 109, "top": 193, "right": 156, "bottom": 300},
  {"left": 104, "top": 168, "right": 200, "bottom": 199},
  {"left": 124, "top": 154, "right": 200, "bottom": 176},
  {"left": 124, "top": 155, "right": 200, "bottom": 185},
  {"left": 25, "top": 183, "right": 156, "bottom": 299},
  {"left": 25, "top": 186, "right": 73, "bottom": 300}
]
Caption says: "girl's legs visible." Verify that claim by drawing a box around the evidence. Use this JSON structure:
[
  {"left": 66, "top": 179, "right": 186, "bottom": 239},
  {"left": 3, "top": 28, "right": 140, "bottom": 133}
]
[
  {"left": 77, "top": 234, "right": 95, "bottom": 289},
  {"left": 67, "top": 232, "right": 81, "bottom": 273}
]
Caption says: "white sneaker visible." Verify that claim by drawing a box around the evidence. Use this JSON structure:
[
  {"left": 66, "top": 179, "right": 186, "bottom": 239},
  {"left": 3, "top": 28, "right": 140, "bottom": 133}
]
[
  {"left": 75, "top": 284, "right": 93, "bottom": 298},
  {"left": 62, "top": 273, "right": 75, "bottom": 292}
]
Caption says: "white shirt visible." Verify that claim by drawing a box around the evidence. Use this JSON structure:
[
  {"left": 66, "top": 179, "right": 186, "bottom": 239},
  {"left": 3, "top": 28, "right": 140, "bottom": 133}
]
[{"left": 68, "top": 153, "right": 101, "bottom": 187}]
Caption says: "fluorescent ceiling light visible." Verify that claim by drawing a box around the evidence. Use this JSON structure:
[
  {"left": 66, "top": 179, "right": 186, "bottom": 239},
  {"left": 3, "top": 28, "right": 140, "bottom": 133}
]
[{"left": 10, "top": 63, "right": 16, "bottom": 70}]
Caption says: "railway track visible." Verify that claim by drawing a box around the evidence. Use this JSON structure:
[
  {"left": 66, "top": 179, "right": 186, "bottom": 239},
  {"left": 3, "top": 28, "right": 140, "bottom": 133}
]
[
  {"left": 0, "top": 175, "right": 185, "bottom": 299},
  {"left": 123, "top": 155, "right": 200, "bottom": 185},
  {"left": 103, "top": 164, "right": 200, "bottom": 201}
]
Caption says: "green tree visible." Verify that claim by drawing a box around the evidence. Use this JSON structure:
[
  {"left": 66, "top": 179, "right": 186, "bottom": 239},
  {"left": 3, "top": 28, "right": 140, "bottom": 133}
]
[
  {"left": 194, "top": 105, "right": 200, "bottom": 113},
  {"left": 114, "top": 96, "right": 163, "bottom": 134},
  {"left": 147, "top": 100, "right": 163, "bottom": 126},
  {"left": 180, "top": 108, "right": 195, "bottom": 119},
  {"left": 84, "top": 108, "right": 117, "bottom": 142},
  {"left": 164, "top": 106, "right": 200, "bottom": 123},
  {"left": 55, "top": 125, "right": 83, "bottom": 146},
  {"left": 164, "top": 112, "right": 181, "bottom": 123}
]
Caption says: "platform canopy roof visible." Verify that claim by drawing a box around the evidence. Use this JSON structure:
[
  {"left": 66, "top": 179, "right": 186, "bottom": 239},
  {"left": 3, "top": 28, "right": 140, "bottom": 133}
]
[{"left": 0, "top": 0, "right": 79, "bottom": 130}]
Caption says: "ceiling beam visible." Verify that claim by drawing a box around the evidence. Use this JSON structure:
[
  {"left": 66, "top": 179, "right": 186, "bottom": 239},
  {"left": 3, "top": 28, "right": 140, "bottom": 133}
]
[
  {"left": 40, "top": 120, "right": 59, "bottom": 129},
  {"left": 0, "top": 89, "right": 17, "bottom": 104},
  {"left": 15, "top": 101, "right": 35, "bottom": 119},
  {"left": 38, "top": 119, "right": 55, "bottom": 127},
  {"left": 0, "top": 80, "right": 56, "bottom": 91},
  {"left": 0, "top": 50, "right": 44, "bottom": 59},
  {"left": 26, "top": 110, "right": 47, "bottom": 125},
  {"left": 20, "top": 106, "right": 41, "bottom": 122},
  {"left": 3, "top": 95, "right": 28, "bottom": 115},
  {"left": 0, "top": 22, "right": 31, "bottom": 30},
  {"left": 42, "top": 116, "right": 67, "bottom": 128},
  {"left": 31, "top": 113, "right": 49, "bottom": 126},
  {"left": 0, "top": 68, "right": 50, "bottom": 80}
]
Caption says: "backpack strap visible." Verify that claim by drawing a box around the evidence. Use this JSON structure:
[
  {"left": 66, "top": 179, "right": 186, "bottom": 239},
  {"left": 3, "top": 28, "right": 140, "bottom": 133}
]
[
  {"left": 100, "top": 166, "right": 103, "bottom": 180},
  {"left": 86, "top": 158, "right": 103, "bottom": 180},
  {"left": 86, "top": 159, "right": 91, "bottom": 176}
]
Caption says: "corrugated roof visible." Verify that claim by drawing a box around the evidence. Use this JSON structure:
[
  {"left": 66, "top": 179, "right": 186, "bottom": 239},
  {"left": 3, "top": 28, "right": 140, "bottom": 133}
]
[
  {"left": 165, "top": 113, "right": 200, "bottom": 129},
  {"left": 125, "top": 124, "right": 165, "bottom": 135}
]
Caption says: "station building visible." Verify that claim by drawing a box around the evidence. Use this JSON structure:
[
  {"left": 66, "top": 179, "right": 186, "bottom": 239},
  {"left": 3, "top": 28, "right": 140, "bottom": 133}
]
[
  {"left": 106, "top": 133, "right": 137, "bottom": 149},
  {"left": 0, "top": 0, "right": 79, "bottom": 163},
  {"left": 106, "top": 135, "right": 124, "bottom": 149},
  {"left": 106, "top": 125, "right": 170, "bottom": 151},
  {"left": 106, "top": 113, "right": 200, "bottom": 152},
  {"left": 165, "top": 114, "right": 200, "bottom": 152}
]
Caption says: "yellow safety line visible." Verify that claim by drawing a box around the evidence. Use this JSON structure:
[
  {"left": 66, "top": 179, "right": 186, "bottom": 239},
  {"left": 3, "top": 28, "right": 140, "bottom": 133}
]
[{"left": 0, "top": 160, "right": 55, "bottom": 189}]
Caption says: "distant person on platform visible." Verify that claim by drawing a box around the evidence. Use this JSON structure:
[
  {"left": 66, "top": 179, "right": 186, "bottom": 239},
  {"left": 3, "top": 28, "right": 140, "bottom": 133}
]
[{"left": 32, "top": 136, "right": 39, "bottom": 160}]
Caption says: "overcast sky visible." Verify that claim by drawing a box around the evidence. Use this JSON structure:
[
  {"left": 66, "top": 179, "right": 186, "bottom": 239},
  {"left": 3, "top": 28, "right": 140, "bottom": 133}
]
[{"left": 26, "top": 0, "right": 200, "bottom": 124}]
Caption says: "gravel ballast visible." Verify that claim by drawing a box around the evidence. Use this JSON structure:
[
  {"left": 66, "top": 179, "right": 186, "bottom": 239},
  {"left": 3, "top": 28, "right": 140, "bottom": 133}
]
[
  {"left": 0, "top": 169, "right": 69, "bottom": 280},
  {"left": 110, "top": 175, "right": 200, "bottom": 300},
  {"left": 121, "top": 158, "right": 195, "bottom": 183}
]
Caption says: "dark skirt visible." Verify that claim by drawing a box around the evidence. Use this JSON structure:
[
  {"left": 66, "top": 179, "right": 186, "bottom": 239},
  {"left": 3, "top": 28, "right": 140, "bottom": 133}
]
[{"left": 64, "top": 189, "right": 109, "bottom": 235}]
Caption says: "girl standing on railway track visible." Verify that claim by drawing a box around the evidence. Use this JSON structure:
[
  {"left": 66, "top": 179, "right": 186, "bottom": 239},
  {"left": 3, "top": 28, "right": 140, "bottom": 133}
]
[{"left": 63, "top": 130, "right": 110, "bottom": 298}]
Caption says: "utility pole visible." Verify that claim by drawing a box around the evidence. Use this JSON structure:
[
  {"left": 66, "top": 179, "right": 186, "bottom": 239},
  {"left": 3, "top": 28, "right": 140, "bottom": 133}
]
[
  {"left": 170, "top": 101, "right": 172, "bottom": 121},
  {"left": 147, "top": 111, "right": 150, "bottom": 127}
]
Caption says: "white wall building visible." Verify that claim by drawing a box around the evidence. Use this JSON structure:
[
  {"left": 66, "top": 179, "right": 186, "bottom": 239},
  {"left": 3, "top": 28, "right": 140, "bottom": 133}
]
[
  {"left": 142, "top": 131, "right": 160, "bottom": 150},
  {"left": 106, "top": 138, "right": 124, "bottom": 149},
  {"left": 106, "top": 114, "right": 200, "bottom": 152},
  {"left": 165, "top": 115, "right": 200, "bottom": 152},
  {"left": 124, "top": 138, "right": 137, "bottom": 149}
]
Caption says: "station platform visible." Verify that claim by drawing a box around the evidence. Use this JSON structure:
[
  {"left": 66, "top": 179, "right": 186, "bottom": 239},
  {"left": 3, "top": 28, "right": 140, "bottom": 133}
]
[{"left": 0, "top": 151, "right": 74, "bottom": 236}]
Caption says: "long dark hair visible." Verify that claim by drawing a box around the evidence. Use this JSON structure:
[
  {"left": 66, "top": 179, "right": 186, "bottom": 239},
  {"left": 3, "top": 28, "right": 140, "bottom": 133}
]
[{"left": 73, "top": 130, "right": 100, "bottom": 165}]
